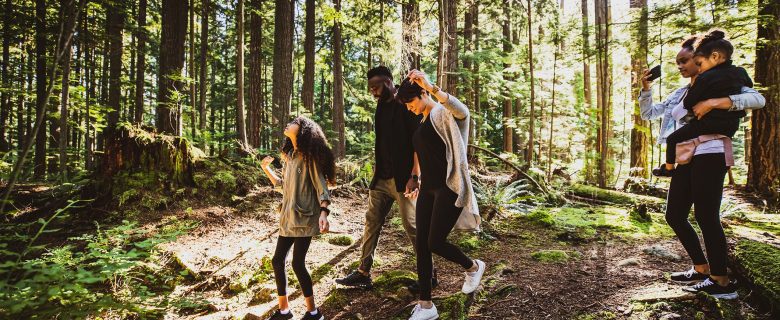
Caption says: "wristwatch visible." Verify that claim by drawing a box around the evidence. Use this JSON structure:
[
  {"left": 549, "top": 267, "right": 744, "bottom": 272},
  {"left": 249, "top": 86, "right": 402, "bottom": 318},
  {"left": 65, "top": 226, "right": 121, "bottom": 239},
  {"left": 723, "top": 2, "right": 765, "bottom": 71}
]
[
  {"left": 320, "top": 207, "right": 331, "bottom": 215},
  {"left": 412, "top": 174, "right": 419, "bottom": 182}
]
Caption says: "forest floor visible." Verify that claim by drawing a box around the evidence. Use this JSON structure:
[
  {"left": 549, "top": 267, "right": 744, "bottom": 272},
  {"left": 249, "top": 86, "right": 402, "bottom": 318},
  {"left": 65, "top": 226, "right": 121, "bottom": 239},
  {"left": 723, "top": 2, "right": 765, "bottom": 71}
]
[
  {"left": 131, "top": 178, "right": 779, "bottom": 320},
  {"left": 4, "top": 164, "right": 779, "bottom": 320}
]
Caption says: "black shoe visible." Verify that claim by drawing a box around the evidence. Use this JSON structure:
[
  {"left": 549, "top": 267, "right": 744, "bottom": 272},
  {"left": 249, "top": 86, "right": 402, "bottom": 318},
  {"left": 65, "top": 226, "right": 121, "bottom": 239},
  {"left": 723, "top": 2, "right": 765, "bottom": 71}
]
[
  {"left": 652, "top": 165, "right": 675, "bottom": 177},
  {"left": 408, "top": 269, "right": 438, "bottom": 294},
  {"left": 670, "top": 267, "right": 710, "bottom": 283},
  {"left": 267, "top": 310, "right": 294, "bottom": 320},
  {"left": 682, "top": 278, "right": 738, "bottom": 300},
  {"left": 335, "top": 270, "right": 372, "bottom": 289},
  {"left": 300, "top": 309, "right": 324, "bottom": 320}
]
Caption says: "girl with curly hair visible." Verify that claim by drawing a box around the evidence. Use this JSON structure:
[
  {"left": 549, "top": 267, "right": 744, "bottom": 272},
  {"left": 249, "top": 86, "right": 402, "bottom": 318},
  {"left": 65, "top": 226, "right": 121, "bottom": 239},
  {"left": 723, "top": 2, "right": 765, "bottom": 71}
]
[{"left": 260, "top": 116, "right": 336, "bottom": 320}]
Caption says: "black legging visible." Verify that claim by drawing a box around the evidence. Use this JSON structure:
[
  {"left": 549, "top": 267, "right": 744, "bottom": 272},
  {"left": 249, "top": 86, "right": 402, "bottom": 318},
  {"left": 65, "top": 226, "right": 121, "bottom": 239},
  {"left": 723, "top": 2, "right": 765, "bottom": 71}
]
[
  {"left": 665, "top": 153, "right": 729, "bottom": 276},
  {"left": 272, "top": 236, "right": 314, "bottom": 297},
  {"left": 416, "top": 187, "right": 474, "bottom": 301}
]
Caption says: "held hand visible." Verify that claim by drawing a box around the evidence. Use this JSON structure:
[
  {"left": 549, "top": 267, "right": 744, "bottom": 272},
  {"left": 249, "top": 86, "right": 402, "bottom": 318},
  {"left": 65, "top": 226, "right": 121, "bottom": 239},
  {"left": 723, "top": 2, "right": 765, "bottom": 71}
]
[
  {"left": 404, "top": 177, "right": 420, "bottom": 199},
  {"left": 406, "top": 69, "right": 434, "bottom": 92},
  {"left": 261, "top": 156, "right": 274, "bottom": 167},
  {"left": 319, "top": 213, "right": 330, "bottom": 233},
  {"left": 692, "top": 100, "right": 715, "bottom": 119},
  {"left": 641, "top": 69, "right": 652, "bottom": 91}
]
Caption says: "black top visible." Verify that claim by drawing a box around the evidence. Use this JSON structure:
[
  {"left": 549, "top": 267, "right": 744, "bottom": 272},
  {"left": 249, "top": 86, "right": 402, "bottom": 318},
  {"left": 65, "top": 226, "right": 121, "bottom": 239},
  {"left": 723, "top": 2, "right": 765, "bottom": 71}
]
[
  {"left": 413, "top": 117, "right": 447, "bottom": 191},
  {"left": 370, "top": 98, "right": 423, "bottom": 192},
  {"left": 683, "top": 60, "right": 751, "bottom": 120}
]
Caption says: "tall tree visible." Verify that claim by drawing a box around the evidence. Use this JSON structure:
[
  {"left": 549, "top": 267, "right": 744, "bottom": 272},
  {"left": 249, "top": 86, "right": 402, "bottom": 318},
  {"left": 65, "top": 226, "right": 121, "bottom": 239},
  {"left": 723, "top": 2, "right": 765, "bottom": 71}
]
[
  {"left": 33, "top": 0, "right": 46, "bottom": 178},
  {"left": 438, "top": 0, "right": 458, "bottom": 93},
  {"left": 58, "top": 0, "right": 80, "bottom": 180},
  {"left": 0, "top": 0, "right": 10, "bottom": 151},
  {"left": 594, "top": 0, "right": 612, "bottom": 187},
  {"left": 105, "top": 1, "right": 125, "bottom": 138},
  {"left": 502, "top": 0, "right": 513, "bottom": 153},
  {"left": 248, "top": 0, "right": 262, "bottom": 147},
  {"left": 135, "top": 0, "right": 147, "bottom": 123},
  {"left": 235, "top": 0, "right": 248, "bottom": 146},
  {"left": 402, "top": 0, "right": 421, "bottom": 72},
  {"left": 471, "top": 1, "right": 480, "bottom": 145},
  {"left": 272, "top": 0, "right": 294, "bottom": 144},
  {"left": 157, "top": 0, "right": 189, "bottom": 135},
  {"left": 189, "top": 0, "right": 196, "bottom": 138},
  {"left": 199, "top": 0, "right": 209, "bottom": 146},
  {"left": 332, "top": 0, "right": 345, "bottom": 158},
  {"left": 749, "top": 0, "right": 780, "bottom": 200},
  {"left": 526, "top": 0, "right": 536, "bottom": 165},
  {"left": 629, "top": 0, "right": 650, "bottom": 179},
  {"left": 301, "top": 0, "right": 315, "bottom": 112}
]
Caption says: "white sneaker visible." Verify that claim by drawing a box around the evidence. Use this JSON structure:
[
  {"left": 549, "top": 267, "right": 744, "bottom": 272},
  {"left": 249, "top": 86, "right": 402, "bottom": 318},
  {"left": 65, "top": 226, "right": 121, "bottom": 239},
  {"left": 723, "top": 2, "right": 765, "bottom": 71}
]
[
  {"left": 409, "top": 303, "right": 439, "bottom": 320},
  {"left": 461, "top": 259, "right": 486, "bottom": 294}
]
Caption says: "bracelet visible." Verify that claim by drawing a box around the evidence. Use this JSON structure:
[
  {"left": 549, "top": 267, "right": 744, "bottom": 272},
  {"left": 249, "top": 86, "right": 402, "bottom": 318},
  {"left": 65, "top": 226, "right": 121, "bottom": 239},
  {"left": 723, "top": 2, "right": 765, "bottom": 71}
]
[
  {"left": 320, "top": 207, "right": 331, "bottom": 215},
  {"left": 411, "top": 174, "right": 419, "bottom": 182},
  {"left": 430, "top": 85, "right": 440, "bottom": 95}
]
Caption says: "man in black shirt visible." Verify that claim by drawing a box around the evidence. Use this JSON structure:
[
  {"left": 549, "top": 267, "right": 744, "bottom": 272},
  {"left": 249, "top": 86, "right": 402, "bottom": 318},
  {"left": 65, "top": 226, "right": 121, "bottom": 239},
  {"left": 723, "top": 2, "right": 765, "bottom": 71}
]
[{"left": 336, "top": 66, "right": 432, "bottom": 290}]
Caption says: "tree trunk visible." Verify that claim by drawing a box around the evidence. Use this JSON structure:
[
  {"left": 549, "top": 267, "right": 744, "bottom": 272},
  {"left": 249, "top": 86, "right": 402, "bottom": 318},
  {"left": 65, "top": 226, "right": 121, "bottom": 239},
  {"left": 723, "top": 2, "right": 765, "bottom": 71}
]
[
  {"left": 502, "top": 1, "right": 513, "bottom": 153},
  {"left": 189, "top": 0, "right": 196, "bottom": 138},
  {"left": 472, "top": 2, "right": 480, "bottom": 146},
  {"left": 248, "top": 0, "right": 263, "bottom": 148},
  {"left": 0, "top": 0, "right": 10, "bottom": 151},
  {"left": 332, "top": 0, "right": 345, "bottom": 158},
  {"left": 85, "top": 7, "right": 94, "bottom": 170},
  {"left": 526, "top": 0, "right": 535, "bottom": 165},
  {"left": 34, "top": 0, "right": 47, "bottom": 179},
  {"left": 595, "top": 0, "right": 613, "bottom": 188},
  {"left": 272, "top": 0, "right": 294, "bottom": 145},
  {"left": 17, "top": 44, "right": 26, "bottom": 151},
  {"left": 463, "top": 0, "right": 474, "bottom": 153},
  {"left": 749, "top": 0, "right": 780, "bottom": 200},
  {"left": 105, "top": 1, "right": 125, "bottom": 138},
  {"left": 59, "top": 0, "right": 80, "bottom": 180},
  {"left": 402, "top": 0, "right": 421, "bottom": 72},
  {"left": 302, "top": 0, "right": 315, "bottom": 112},
  {"left": 157, "top": 0, "right": 188, "bottom": 135},
  {"left": 629, "top": 0, "right": 650, "bottom": 179},
  {"left": 235, "top": 0, "right": 248, "bottom": 146},
  {"left": 438, "top": 0, "right": 458, "bottom": 94},
  {"left": 199, "top": 0, "right": 209, "bottom": 147},
  {"left": 134, "top": 0, "right": 147, "bottom": 124}
]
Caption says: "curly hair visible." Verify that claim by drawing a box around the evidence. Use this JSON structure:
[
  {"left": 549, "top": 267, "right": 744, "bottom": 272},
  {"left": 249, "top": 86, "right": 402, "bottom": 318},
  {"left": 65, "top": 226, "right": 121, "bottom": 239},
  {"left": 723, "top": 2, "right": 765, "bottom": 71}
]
[
  {"left": 281, "top": 116, "right": 337, "bottom": 184},
  {"left": 693, "top": 29, "right": 733, "bottom": 60}
]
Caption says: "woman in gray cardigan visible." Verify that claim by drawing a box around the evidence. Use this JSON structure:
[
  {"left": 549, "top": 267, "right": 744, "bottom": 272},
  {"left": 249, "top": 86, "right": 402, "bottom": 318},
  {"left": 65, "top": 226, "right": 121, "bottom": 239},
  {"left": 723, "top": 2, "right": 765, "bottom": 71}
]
[
  {"left": 397, "top": 69, "right": 484, "bottom": 320},
  {"left": 260, "top": 116, "right": 335, "bottom": 320}
]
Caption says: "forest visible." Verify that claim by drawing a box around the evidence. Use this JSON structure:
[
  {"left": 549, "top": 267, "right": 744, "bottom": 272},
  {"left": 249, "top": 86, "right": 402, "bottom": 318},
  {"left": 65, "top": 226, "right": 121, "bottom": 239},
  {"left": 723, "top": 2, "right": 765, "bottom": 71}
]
[{"left": 0, "top": 0, "right": 778, "bottom": 319}]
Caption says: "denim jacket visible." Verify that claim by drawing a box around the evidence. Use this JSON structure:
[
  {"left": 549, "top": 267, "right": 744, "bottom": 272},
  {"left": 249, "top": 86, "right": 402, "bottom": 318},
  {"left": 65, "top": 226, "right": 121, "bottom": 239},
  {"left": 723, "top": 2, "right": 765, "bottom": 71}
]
[{"left": 639, "top": 85, "right": 765, "bottom": 145}]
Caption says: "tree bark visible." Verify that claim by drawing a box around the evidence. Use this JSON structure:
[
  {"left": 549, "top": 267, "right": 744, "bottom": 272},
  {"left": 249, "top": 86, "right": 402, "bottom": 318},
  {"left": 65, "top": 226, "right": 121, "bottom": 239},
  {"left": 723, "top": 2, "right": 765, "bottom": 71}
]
[
  {"left": 272, "top": 0, "right": 294, "bottom": 145},
  {"left": 59, "top": 0, "right": 80, "bottom": 180},
  {"left": 526, "top": 0, "right": 535, "bottom": 165},
  {"left": 629, "top": 0, "right": 650, "bottom": 179},
  {"left": 199, "top": 0, "right": 209, "bottom": 147},
  {"left": 189, "top": 0, "right": 196, "bottom": 138},
  {"left": 438, "top": 0, "right": 458, "bottom": 94},
  {"left": 402, "top": 0, "right": 421, "bottom": 72},
  {"left": 235, "top": 0, "right": 248, "bottom": 146},
  {"left": 157, "top": 0, "right": 189, "bottom": 135},
  {"left": 302, "top": 0, "right": 315, "bottom": 112},
  {"left": 502, "top": 0, "right": 513, "bottom": 153},
  {"left": 749, "top": 0, "right": 780, "bottom": 200},
  {"left": 0, "top": 0, "right": 10, "bottom": 151},
  {"left": 105, "top": 1, "right": 125, "bottom": 138},
  {"left": 472, "top": 2, "right": 480, "bottom": 146},
  {"left": 332, "top": 0, "right": 345, "bottom": 158},
  {"left": 134, "top": 0, "right": 147, "bottom": 124},
  {"left": 595, "top": 0, "right": 613, "bottom": 188},
  {"left": 34, "top": 0, "right": 47, "bottom": 179},
  {"left": 248, "top": 0, "right": 263, "bottom": 147}
]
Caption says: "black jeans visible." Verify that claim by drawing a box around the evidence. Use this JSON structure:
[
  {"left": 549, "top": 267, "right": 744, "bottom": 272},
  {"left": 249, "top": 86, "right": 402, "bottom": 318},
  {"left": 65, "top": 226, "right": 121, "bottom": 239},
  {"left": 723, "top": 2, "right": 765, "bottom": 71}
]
[
  {"left": 665, "top": 153, "right": 729, "bottom": 276},
  {"left": 665, "top": 117, "right": 738, "bottom": 164},
  {"left": 416, "top": 187, "right": 474, "bottom": 301},
  {"left": 272, "top": 236, "right": 314, "bottom": 297}
]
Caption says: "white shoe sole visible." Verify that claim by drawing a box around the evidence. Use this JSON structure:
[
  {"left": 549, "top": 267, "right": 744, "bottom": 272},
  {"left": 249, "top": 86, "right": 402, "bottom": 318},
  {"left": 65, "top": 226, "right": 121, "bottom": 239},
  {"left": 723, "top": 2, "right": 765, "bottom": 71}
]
[
  {"left": 711, "top": 292, "right": 738, "bottom": 300},
  {"left": 462, "top": 260, "right": 486, "bottom": 294}
]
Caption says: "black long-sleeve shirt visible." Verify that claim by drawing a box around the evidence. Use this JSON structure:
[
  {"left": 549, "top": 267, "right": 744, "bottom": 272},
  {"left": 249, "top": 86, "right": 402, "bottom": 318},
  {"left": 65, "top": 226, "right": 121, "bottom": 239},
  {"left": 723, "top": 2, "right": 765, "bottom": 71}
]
[
  {"left": 683, "top": 60, "right": 752, "bottom": 120},
  {"left": 370, "top": 98, "right": 423, "bottom": 192}
]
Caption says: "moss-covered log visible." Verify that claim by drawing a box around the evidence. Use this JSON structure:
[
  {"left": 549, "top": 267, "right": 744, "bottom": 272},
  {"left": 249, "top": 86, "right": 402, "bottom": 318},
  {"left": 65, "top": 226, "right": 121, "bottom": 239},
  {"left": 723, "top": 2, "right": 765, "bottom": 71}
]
[
  {"left": 730, "top": 239, "right": 780, "bottom": 310},
  {"left": 100, "top": 124, "right": 196, "bottom": 186},
  {"left": 568, "top": 184, "right": 665, "bottom": 210}
]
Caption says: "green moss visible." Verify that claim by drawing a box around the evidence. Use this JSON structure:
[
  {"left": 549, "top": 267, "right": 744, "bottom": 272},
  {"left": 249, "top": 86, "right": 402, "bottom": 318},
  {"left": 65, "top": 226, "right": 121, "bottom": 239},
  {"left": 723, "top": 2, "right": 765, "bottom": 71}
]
[
  {"left": 250, "top": 256, "right": 274, "bottom": 284},
  {"left": 531, "top": 250, "right": 574, "bottom": 263},
  {"left": 569, "top": 184, "right": 664, "bottom": 208},
  {"left": 311, "top": 263, "right": 333, "bottom": 283},
  {"left": 327, "top": 235, "right": 353, "bottom": 246},
  {"left": 373, "top": 270, "right": 418, "bottom": 293},
  {"left": 733, "top": 240, "right": 780, "bottom": 306},
  {"left": 545, "top": 206, "right": 675, "bottom": 239},
  {"left": 435, "top": 293, "right": 469, "bottom": 320},
  {"left": 456, "top": 234, "right": 482, "bottom": 252},
  {"left": 574, "top": 311, "right": 616, "bottom": 320},
  {"left": 525, "top": 208, "right": 554, "bottom": 227},
  {"left": 320, "top": 288, "right": 349, "bottom": 310}
]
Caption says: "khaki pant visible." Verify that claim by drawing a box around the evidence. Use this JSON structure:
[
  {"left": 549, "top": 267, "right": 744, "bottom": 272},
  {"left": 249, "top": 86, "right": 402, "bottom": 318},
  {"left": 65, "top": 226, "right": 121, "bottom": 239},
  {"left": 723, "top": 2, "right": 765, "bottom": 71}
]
[{"left": 358, "top": 178, "right": 417, "bottom": 273}]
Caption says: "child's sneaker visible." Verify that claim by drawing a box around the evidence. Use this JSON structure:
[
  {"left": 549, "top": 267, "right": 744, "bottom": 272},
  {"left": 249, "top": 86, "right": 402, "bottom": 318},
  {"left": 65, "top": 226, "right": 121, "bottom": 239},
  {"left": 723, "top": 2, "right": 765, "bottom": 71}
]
[
  {"left": 652, "top": 166, "right": 675, "bottom": 177},
  {"left": 300, "top": 308, "right": 324, "bottom": 320}
]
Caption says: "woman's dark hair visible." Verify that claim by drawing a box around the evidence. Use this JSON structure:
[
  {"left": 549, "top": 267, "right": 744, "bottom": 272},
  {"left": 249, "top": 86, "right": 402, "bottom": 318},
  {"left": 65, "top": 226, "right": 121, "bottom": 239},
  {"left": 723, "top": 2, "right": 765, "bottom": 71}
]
[
  {"left": 693, "top": 30, "right": 733, "bottom": 60},
  {"left": 681, "top": 36, "right": 697, "bottom": 51},
  {"left": 395, "top": 77, "right": 426, "bottom": 103},
  {"left": 281, "top": 116, "right": 337, "bottom": 184}
]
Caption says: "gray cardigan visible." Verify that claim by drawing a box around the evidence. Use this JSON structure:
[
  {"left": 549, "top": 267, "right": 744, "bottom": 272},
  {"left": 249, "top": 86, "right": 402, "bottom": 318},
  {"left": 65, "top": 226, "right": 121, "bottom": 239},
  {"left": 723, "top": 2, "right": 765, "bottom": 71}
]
[{"left": 429, "top": 94, "right": 481, "bottom": 232}]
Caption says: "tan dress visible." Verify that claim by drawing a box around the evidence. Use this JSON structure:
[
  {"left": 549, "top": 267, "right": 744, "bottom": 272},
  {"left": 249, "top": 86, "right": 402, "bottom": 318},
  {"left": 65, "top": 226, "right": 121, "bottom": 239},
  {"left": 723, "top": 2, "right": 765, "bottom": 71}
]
[{"left": 278, "top": 150, "right": 331, "bottom": 237}]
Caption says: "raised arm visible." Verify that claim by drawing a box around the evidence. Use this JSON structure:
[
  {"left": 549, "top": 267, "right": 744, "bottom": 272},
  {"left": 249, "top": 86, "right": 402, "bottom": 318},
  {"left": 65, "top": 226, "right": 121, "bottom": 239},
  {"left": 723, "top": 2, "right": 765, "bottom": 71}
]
[
  {"left": 260, "top": 156, "right": 283, "bottom": 187},
  {"left": 406, "top": 69, "right": 469, "bottom": 120}
]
